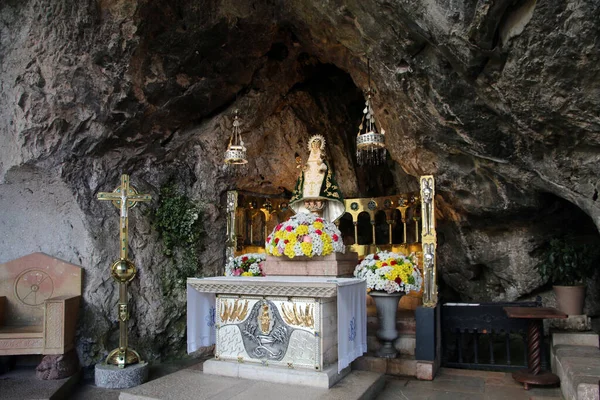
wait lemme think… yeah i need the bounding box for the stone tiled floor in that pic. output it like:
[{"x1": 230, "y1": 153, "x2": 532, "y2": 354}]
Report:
[
  {"x1": 68, "y1": 362, "x2": 567, "y2": 400},
  {"x1": 376, "y1": 368, "x2": 564, "y2": 400}
]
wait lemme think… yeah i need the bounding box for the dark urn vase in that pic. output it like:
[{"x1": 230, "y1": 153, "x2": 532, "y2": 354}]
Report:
[{"x1": 370, "y1": 291, "x2": 404, "y2": 358}]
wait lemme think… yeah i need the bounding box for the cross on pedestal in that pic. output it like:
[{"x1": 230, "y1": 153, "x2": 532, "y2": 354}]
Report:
[
  {"x1": 97, "y1": 174, "x2": 152, "y2": 260},
  {"x1": 97, "y1": 174, "x2": 152, "y2": 368}
]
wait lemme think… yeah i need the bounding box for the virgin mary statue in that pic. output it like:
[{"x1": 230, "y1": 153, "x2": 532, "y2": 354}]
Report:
[{"x1": 289, "y1": 135, "x2": 345, "y2": 222}]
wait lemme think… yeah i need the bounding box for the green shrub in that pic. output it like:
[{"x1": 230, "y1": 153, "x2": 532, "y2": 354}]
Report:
[
  {"x1": 537, "y1": 237, "x2": 595, "y2": 286},
  {"x1": 152, "y1": 183, "x2": 204, "y2": 293}
]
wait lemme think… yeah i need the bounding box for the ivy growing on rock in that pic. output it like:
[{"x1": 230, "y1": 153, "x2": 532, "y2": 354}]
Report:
[{"x1": 152, "y1": 183, "x2": 205, "y2": 294}]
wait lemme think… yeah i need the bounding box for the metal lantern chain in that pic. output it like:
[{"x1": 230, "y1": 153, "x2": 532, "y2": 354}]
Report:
[
  {"x1": 224, "y1": 109, "x2": 248, "y2": 172},
  {"x1": 356, "y1": 59, "x2": 387, "y2": 166}
]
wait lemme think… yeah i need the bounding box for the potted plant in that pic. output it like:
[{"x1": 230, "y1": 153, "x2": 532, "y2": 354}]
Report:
[
  {"x1": 354, "y1": 250, "x2": 422, "y2": 358},
  {"x1": 537, "y1": 237, "x2": 595, "y2": 315}
]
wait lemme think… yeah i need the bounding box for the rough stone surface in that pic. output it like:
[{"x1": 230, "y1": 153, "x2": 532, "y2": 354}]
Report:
[
  {"x1": 94, "y1": 362, "x2": 149, "y2": 390},
  {"x1": 36, "y1": 349, "x2": 80, "y2": 380},
  {"x1": 0, "y1": 0, "x2": 599, "y2": 365},
  {"x1": 548, "y1": 315, "x2": 592, "y2": 332}
]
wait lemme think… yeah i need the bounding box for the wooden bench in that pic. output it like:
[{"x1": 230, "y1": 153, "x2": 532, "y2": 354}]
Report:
[{"x1": 0, "y1": 253, "x2": 82, "y2": 360}]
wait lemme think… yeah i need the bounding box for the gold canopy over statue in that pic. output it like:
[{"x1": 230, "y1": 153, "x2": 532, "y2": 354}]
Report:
[{"x1": 290, "y1": 135, "x2": 345, "y2": 222}]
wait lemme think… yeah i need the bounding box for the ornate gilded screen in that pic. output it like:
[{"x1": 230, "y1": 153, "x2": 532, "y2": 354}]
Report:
[{"x1": 225, "y1": 175, "x2": 438, "y2": 307}]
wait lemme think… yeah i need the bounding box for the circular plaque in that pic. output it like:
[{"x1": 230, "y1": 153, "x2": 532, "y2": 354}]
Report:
[{"x1": 14, "y1": 269, "x2": 54, "y2": 306}]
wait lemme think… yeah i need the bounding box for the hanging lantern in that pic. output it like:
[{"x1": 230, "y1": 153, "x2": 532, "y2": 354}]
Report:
[
  {"x1": 356, "y1": 60, "x2": 386, "y2": 166},
  {"x1": 224, "y1": 109, "x2": 248, "y2": 168}
]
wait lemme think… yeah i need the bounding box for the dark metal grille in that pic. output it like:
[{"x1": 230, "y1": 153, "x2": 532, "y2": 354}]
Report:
[{"x1": 441, "y1": 298, "x2": 545, "y2": 371}]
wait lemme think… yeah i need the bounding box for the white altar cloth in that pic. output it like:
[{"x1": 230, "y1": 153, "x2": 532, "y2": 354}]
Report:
[{"x1": 187, "y1": 276, "x2": 367, "y2": 373}]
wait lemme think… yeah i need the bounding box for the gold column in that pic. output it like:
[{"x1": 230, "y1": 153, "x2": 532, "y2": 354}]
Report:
[
  {"x1": 398, "y1": 204, "x2": 409, "y2": 244},
  {"x1": 420, "y1": 175, "x2": 437, "y2": 307},
  {"x1": 226, "y1": 191, "x2": 238, "y2": 262}
]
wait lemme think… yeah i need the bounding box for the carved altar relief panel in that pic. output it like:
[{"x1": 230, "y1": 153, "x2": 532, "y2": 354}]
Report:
[{"x1": 215, "y1": 295, "x2": 323, "y2": 370}]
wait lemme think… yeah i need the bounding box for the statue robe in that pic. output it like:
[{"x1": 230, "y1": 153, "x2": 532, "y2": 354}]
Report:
[{"x1": 289, "y1": 160, "x2": 345, "y2": 222}]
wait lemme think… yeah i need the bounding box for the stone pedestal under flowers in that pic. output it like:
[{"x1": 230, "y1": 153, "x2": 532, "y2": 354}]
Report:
[{"x1": 354, "y1": 251, "x2": 422, "y2": 358}]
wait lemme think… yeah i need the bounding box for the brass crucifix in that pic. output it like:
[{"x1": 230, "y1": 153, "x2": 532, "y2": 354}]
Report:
[
  {"x1": 97, "y1": 174, "x2": 152, "y2": 368},
  {"x1": 97, "y1": 174, "x2": 152, "y2": 261}
]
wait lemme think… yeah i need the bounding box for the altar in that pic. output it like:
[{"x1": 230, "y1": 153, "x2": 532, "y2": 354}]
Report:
[{"x1": 187, "y1": 276, "x2": 366, "y2": 388}]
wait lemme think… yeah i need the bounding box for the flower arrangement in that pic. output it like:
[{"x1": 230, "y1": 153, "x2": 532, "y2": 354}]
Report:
[
  {"x1": 225, "y1": 253, "x2": 266, "y2": 277},
  {"x1": 265, "y1": 213, "x2": 345, "y2": 258},
  {"x1": 354, "y1": 251, "x2": 422, "y2": 294}
]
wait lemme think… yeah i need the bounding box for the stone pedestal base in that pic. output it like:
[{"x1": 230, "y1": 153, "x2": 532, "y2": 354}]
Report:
[
  {"x1": 95, "y1": 362, "x2": 149, "y2": 389},
  {"x1": 204, "y1": 358, "x2": 350, "y2": 388},
  {"x1": 262, "y1": 252, "x2": 358, "y2": 277},
  {"x1": 548, "y1": 314, "x2": 592, "y2": 331}
]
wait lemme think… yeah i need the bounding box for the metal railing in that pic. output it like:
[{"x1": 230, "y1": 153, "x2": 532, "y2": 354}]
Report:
[{"x1": 441, "y1": 298, "x2": 545, "y2": 371}]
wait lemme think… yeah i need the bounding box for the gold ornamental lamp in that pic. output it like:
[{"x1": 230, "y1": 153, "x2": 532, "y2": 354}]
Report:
[
  {"x1": 224, "y1": 110, "x2": 248, "y2": 167},
  {"x1": 357, "y1": 59, "x2": 387, "y2": 166}
]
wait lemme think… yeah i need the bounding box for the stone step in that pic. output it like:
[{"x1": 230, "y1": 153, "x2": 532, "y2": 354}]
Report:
[
  {"x1": 367, "y1": 316, "x2": 416, "y2": 335},
  {"x1": 367, "y1": 333, "x2": 416, "y2": 356},
  {"x1": 352, "y1": 354, "x2": 417, "y2": 377},
  {"x1": 552, "y1": 332, "x2": 599, "y2": 348},
  {"x1": 551, "y1": 344, "x2": 600, "y2": 400},
  {"x1": 119, "y1": 363, "x2": 385, "y2": 400}
]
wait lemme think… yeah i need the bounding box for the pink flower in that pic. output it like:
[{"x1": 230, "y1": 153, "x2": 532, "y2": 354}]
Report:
[
  {"x1": 266, "y1": 237, "x2": 271, "y2": 243},
  {"x1": 316, "y1": 218, "x2": 323, "y2": 223},
  {"x1": 276, "y1": 224, "x2": 283, "y2": 231},
  {"x1": 332, "y1": 234, "x2": 339, "y2": 242},
  {"x1": 275, "y1": 238, "x2": 280, "y2": 244},
  {"x1": 303, "y1": 236, "x2": 312, "y2": 243},
  {"x1": 285, "y1": 225, "x2": 293, "y2": 232},
  {"x1": 315, "y1": 229, "x2": 322, "y2": 235},
  {"x1": 233, "y1": 268, "x2": 242, "y2": 276}
]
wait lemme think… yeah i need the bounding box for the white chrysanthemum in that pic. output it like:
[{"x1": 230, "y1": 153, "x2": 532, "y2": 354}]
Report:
[
  {"x1": 353, "y1": 251, "x2": 422, "y2": 294},
  {"x1": 225, "y1": 253, "x2": 266, "y2": 277},
  {"x1": 265, "y1": 213, "x2": 344, "y2": 258}
]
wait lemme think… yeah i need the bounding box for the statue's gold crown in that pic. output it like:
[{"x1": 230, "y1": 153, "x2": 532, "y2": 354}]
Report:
[{"x1": 308, "y1": 135, "x2": 326, "y2": 152}]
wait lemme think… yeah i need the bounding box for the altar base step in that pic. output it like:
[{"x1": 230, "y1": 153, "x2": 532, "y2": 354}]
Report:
[
  {"x1": 204, "y1": 359, "x2": 349, "y2": 388},
  {"x1": 119, "y1": 363, "x2": 385, "y2": 400}
]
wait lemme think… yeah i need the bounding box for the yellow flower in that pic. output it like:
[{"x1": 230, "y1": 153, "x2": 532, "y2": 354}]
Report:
[
  {"x1": 313, "y1": 221, "x2": 324, "y2": 230},
  {"x1": 301, "y1": 242, "x2": 312, "y2": 256},
  {"x1": 284, "y1": 245, "x2": 295, "y2": 258},
  {"x1": 383, "y1": 263, "x2": 412, "y2": 282},
  {"x1": 241, "y1": 272, "x2": 253, "y2": 276},
  {"x1": 296, "y1": 225, "x2": 309, "y2": 235},
  {"x1": 376, "y1": 261, "x2": 383, "y2": 269}
]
